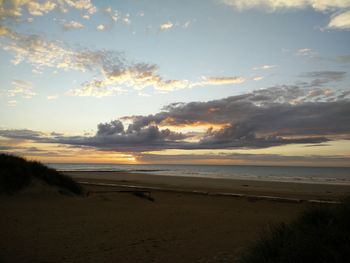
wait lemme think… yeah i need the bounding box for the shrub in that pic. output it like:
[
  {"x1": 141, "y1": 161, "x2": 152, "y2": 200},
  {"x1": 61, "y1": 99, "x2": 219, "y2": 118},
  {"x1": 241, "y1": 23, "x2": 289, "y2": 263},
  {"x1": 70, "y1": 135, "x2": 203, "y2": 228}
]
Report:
[
  {"x1": 238, "y1": 199, "x2": 350, "y2": 263},
  {"x1": 0, "y1": 154, "x2": 83, "y2": 195}
]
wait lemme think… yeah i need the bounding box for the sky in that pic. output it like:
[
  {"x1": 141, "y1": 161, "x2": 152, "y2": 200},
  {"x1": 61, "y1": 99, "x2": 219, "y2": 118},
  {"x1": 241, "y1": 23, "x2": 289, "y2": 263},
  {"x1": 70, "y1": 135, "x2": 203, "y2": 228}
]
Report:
[{"x1": 0, "y1": 0, "x2": 350, "y2": 166}]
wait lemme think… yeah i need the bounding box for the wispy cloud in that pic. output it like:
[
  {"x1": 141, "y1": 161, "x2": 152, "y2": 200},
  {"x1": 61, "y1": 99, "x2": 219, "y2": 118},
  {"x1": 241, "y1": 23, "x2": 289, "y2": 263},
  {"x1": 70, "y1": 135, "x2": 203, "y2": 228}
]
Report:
[
  {"x1": 103, "y1": 7, "x2": 131, "y2": 24},
  {"x1": 81, "y1": 14, "x2": 90, "y2": 20},
  {"x1": 183, "y1": 20, "x2": 191, "y2": 28},
  {"x1": 253, "y1": 64, "x2": 275, "y2": 70},
  {"x1": 62, "y1": 20, "x2": 84, "y2": 30},
  {"x1": 253, "y1": 76, "x2": 263, "y2": 81},
  {"x1": 0, "y1": 0, "x2": 97, "y2": 19},
  {"x1": 137, "y1": 11, "x2": 145, "y2": 17},
  {"x1": 8, "y1": 80, "x2": 35, "y2": 99},
  {"x1": 1, "y1": 27, "x2": 246, "y2": 97},
  {"x1": 69, "y1": 69, "x2": 246, "y2": 97},
  {"x1": 296, "y1": 48, "x2": 317, "y2": 57},
  {"x1": 0, "y1": 27, "x2": 99, "y2": 71},
  {"x1": 300, "y1": 71, "x2": 346, "y2": 87},
  {"x1": 195, "y1": 76, "x2": 245, "y2": 86},
  {"x1": 47, "y1": 94, "x2": 59, "y2": 100}
]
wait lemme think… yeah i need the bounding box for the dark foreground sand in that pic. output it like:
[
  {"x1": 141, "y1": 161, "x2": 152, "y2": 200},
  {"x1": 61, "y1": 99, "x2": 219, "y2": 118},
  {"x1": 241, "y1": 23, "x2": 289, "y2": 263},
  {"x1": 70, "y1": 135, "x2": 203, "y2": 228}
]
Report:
[{"x1": 1, "y1": 172, "x2": 349, "y2": 263}]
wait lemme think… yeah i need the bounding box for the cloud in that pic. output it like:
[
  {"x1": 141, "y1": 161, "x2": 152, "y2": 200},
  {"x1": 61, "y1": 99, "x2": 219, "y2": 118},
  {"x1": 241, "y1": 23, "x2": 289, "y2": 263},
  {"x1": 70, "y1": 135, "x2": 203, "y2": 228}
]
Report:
[
  {"x1": 300, "y1": 71, "x2": 346, "y2": 86},
  {"x1": 1, "y1": 86, "x2": 349, "y2": 152},
  {"x1": 253, "y1": 76, "x2": 264, "y2": 81},
  {"x1": 1, "y1": 28, "x2": 245, "y2": 97},
  {"x1": 69, "y1": 62, "x2": 245, "y2": 96},
  {"x1": 0, "y1": 0, "x2": 97, "y2": 19},
  {"x1": 0, "y1": 129, "x2": 45, "y2": 140},
  {"x1": 183, "y1": 21, "x2": 191, "y2": 28},
  {"x1": 47, "y1": 94, "x2": 59, "y2": 100},
  {"x1": 62, "y1": 20, "x2": 84, "y2": 30},
  {"x1": 1, "y1": 28, "x2": 103, "y2": 71},
  {"x1": 70, "y1": 72, "x2": 246, "y2": 96},
  {"x1": 8, "y1": 80, "x2": 35, "y2": 99},
  {"x1": 296, "y1": 48, "x2": 317, "y2": 57},
  {"x1": 196, "y1": 76, "x2": 245, "y2": 85},
  {"x1": 67, "y1": 79, "x2": 126, "y2": 97},
  {"x1": 328, "y1": 10, "x2": 350, "y2": 29},
  {"x1": 137, "y1": 11, "x2": 145, "y2": 17},
  {"x1": 0, "y1": 25, "x2": 10, "y2": 36},
  {"x1": 335, "y1": 54, "x2": 350, "y2": 63},
  {"x1": 160, "y1": 21, "x2": 174, "y2": 31},
  {"x1": 103, "y1": 8, "x2": 131, "y2": 25},
  {"x1": 253, "y1": 65, "x2": 275, "y2": 70},
  {"x1": 68, "y1": 63, "x2": 190, "y2": 96},
  {"x1": 97, "y1": 24, "x2": 106, "y2": 31},
  {"x1": 220, "y1": 0, "x2": 350, "y2": 30},
  {"x1": 221, "y1": 0, "x2": 350, "y2": 12},
  {"x1": 123, "y1": 15, "x2": 131, "y2": 25}
]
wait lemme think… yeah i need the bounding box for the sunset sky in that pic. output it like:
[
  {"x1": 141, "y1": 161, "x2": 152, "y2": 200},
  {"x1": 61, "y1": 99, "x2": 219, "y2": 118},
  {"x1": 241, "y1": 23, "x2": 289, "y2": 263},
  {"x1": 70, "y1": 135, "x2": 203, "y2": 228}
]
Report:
[{"x1": 0, "y1": 0, "x2": 349, "y2": 166}]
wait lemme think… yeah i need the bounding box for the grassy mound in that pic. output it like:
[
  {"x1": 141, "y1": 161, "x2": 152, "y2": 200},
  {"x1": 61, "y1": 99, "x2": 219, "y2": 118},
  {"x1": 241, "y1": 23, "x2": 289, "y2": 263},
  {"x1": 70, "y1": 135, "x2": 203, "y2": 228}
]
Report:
[
  {"x1": 0, "y1": 153, "x2": 83, "y2": 195},
  {"x1": 238, "y1": 199, "x2": 350, "y2": 263}
]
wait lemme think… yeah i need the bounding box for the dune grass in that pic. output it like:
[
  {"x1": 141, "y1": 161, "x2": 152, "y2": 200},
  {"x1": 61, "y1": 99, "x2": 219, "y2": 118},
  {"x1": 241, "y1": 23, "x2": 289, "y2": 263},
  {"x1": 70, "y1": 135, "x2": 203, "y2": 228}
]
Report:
[
  {"x1": 238, "y1": 198, "x2": 350, "y2": 263},
  {"x1": 0, "y1": 153, "x2": 83, "y2": 195}
]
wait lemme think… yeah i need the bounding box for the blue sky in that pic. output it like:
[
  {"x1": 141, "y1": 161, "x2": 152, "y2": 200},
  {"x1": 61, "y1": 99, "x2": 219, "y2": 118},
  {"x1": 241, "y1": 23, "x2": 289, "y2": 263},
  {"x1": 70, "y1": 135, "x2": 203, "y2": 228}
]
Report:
[{"x1": 0, "y1": 0, "x2": 349, "y2": 165}]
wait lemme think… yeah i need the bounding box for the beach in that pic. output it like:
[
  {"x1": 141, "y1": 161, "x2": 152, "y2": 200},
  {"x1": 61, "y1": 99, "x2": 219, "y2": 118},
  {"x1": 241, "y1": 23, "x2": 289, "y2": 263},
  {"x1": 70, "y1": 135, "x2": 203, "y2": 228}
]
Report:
[
  {"x1": 68, "y1": 171, "x2": 350, "y2": 201},
  {"x1": 1, "y1": 172, "x2": 349, "y2": 263}
]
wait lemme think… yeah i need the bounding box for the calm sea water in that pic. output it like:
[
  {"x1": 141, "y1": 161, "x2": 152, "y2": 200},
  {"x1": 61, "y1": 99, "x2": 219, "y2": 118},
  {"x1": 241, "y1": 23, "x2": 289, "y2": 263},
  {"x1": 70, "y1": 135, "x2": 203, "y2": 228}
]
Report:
[{"x1": 46, "y1": 163, "x2": 350, "y2": 185}]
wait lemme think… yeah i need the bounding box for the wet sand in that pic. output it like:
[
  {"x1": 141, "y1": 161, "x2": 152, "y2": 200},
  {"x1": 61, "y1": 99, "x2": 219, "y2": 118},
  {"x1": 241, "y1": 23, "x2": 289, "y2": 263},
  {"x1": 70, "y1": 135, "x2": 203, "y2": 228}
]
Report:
[{"x1": 1, "y1": 172, "x2": 349, "y2": 263}]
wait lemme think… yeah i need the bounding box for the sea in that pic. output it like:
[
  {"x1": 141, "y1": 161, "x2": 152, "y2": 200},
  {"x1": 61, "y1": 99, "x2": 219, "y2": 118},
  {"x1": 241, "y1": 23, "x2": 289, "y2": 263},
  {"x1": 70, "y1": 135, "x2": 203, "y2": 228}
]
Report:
[{"x1": 46, "y1": 163, "x2": 350, "y2": 185}]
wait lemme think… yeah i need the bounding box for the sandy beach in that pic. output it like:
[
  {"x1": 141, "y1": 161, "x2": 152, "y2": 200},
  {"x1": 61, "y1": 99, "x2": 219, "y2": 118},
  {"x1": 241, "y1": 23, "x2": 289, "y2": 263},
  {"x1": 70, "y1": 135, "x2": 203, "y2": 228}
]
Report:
[
  {"x1": 1, "y1": 172, "x2": 349, "y2": 263},
  {"x1": 67, "y1": 171, "x2": 350, "y2": 201}
]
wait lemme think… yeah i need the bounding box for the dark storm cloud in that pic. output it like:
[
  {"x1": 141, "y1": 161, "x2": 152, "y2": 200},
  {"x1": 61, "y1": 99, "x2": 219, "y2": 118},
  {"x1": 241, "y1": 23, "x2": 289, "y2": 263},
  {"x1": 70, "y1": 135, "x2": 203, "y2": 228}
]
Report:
[
  {"x1": 122, "y1": 86, "x2": 311, "y2": 128},
  {"x1": 1, "y1": 86, "x2": 349, "y2": 152},
  {"x1": 43, "y1": 123, "x2": 190, "y2": 152}
]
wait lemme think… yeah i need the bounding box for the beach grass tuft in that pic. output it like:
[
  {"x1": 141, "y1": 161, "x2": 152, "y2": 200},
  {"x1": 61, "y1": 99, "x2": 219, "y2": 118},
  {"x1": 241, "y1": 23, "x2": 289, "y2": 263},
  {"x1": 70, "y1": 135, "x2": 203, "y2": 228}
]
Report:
[
  {"x1": 0, "y1": 153, "x2": 83, "y2": 195},
  {"x1": 238, "y1": 198, "x2": 350, "y2": 263}
]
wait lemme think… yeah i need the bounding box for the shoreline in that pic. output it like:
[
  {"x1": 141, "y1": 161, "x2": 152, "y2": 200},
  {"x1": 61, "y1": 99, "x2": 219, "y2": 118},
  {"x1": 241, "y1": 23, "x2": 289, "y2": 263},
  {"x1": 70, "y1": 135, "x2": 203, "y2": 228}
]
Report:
[
  {"x1": 65, "y1": 171, "x2": 350, "y2": 201},
  {"x1": 78, "y1": 181, "x2": 341, "y2": 204},
  {"x1": 59, "y1": 170, "x2": 350, "y2": 186}
]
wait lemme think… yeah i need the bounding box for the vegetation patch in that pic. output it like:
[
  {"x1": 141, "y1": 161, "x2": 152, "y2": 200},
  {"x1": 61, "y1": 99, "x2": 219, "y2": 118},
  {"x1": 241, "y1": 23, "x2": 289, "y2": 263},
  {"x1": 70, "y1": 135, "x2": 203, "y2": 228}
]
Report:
[
  {"x1": 0, "y1": 154, "x2": 83, "y2": 195},
  {"x1": 238, "y1": 198, "x2": 350, "y2": 263}
]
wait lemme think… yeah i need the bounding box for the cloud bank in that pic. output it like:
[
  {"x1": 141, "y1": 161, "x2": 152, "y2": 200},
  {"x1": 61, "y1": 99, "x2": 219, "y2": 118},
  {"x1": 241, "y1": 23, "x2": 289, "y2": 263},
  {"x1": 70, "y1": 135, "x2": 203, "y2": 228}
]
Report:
[{"x1": 1, "y1": 85, "x2": 349, "y2": 152}]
